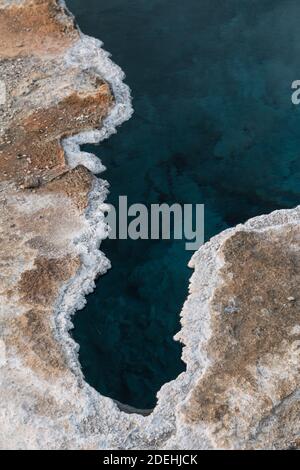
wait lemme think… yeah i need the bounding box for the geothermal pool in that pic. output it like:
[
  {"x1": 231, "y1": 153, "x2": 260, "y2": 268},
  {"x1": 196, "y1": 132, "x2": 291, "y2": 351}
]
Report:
[{"x1": 68, "y1": 0, "x2": 300, "y2": 409}]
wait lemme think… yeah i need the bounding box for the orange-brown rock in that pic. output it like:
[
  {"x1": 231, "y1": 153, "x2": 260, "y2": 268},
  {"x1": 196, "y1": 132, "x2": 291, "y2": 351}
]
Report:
[
  {"x1": 180, "y1": 224, "x2": 300, "y2": 448},
  {"x1": 0, "y1": 0, "x2": 113, "y2": 390},
  {"x1": 0, "y1": 0, "x2": 78, "y2": 58}
]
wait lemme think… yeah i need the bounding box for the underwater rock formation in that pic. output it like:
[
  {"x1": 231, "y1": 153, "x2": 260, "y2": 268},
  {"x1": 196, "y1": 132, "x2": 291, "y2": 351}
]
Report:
[{"x1": 0, "y1": 0, "x2": 299, "y2": 450}]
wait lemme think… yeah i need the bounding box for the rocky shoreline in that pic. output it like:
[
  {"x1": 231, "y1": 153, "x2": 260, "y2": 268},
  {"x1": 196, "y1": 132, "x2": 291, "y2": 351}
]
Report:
[{"x1": 0, "y1": 0, "x2": 299, "y2": 450}]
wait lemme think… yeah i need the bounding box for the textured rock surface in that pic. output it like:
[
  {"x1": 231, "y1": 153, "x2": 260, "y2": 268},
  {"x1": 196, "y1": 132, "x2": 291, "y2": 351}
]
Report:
[
  {"x1": 176, "y1": 211, "x2": 300, "y2": 449},
  {"x1": 0, "y1": 0, "x2": 299, "y2": 450}
]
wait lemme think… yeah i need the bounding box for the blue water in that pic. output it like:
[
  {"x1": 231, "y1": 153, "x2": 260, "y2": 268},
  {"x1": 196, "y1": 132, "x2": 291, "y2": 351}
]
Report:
[{"x1": 67, "y1": 0, "x2": 300, "y2": 409}]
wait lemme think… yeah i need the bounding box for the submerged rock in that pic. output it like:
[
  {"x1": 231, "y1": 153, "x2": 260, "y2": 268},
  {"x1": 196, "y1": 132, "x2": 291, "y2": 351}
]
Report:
[{"x1": 0, "y1": 0, "x2": 299, "y2": 450}]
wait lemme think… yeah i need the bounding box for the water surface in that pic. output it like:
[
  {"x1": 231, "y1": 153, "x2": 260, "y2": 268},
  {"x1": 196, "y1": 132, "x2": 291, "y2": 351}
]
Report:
[{"x1": 67, "y1": 0, "x2": 300, "y2": 409}]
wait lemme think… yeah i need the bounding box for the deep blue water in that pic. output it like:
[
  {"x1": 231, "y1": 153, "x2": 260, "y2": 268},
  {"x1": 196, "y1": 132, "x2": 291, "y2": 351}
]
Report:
[{"x1": 67, "y1": 0, "x2": 300, "y2": 409}]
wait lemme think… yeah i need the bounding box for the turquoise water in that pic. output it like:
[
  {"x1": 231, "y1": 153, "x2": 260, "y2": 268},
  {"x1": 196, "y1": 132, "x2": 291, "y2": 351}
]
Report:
[{"x1": 67, "y1": 0, "x2": 300, "y2": 409}]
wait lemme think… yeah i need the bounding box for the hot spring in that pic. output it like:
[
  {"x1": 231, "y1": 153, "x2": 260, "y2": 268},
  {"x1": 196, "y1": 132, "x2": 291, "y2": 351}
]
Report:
[{"x1": 67, "y1": 0, "x2": 300, "y2": 410}]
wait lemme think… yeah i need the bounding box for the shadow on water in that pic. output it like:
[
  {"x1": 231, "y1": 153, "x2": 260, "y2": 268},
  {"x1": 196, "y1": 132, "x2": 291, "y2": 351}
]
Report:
[{"x1": 67, "y1": 0, "x2": 300, "y2": 409}]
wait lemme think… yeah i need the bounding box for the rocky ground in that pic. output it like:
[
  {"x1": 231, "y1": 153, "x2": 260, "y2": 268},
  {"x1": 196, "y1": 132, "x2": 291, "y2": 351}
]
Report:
[{"x1": 0, "y1": 0, "x2": 299, "y2": 450}]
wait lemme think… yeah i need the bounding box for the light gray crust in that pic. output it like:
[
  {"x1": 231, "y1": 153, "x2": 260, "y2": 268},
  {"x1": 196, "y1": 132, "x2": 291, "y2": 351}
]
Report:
[{"x1": 0, "y1": 0, "x2": 299, "y2": 450}]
